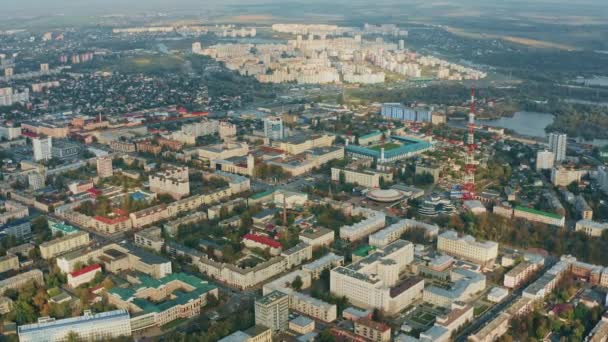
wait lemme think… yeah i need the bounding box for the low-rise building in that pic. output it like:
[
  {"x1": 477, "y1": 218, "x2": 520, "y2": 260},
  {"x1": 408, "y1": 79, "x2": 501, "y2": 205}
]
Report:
[
  {"x1": 551, "y1": 167, "x2": 586, "y2": 186},
  {"x1": 575, "y1": 219, "x2": 608, "y2": 238},
  {"x1": 504, "y1": 261, "x2": 542, "y2": 289},
  {"x1": 0, "y1": 201, "x2": 28, "y2": 225},
  {"x1": 18, "y1": 310, "x2": 132, "y2": 342},
  {"x1": 262, "y1": 270, "x2": 337, "y2": 323},
  {"x1": 40, "y1": 231, "x2": 90, "y2": 260},
  {"x1": 164, "y1": 212, "x2": 206, "y2": 237},
  {"x1": 369, "y1": 218, "x2": 438, "y2": 248},
  {"x1": 513, "y1": 206, "x2": 565, "y2": 227},
  {"x1": 51, "y1": 139, "x2": 80, "y2": 160},
  {"x1": 67, "y1": 264, "x2": 102, "y2": 288},
  {"x1": 435, "y1": 302, "x2": 474, "y2": 335},
  {"x1": 423, "y1": 268, "x2": 486, "y2": 307},
  {"x1": 0, "y1": 269, "x2": 44, "y2": 295},
  {"x1": 299, "y1": 227, "x2": 335, "y2": 248},
  {"x1": 331, "y1": 167, "x2": 393, "y2": 188},
  {"x1": 487, "y1": 287, "x2": 509, "y2": 303},
  {"x1": 107, "y1": 273, "x2": 217, "y2": 330},
  {"x1": 196, "y1": 255, "x2": 287, "y2": 290},
  {"x1": 415, "y1": 163, "x2": 441, "y2": 183},
  {"x1": 302, "y1": 253, "x2": 344, "y2": 279},
  {"x1": 134, "y1": 227, "x2": 165, "y2": 252},
  {"x1": 354, "y1": 318, "x2": 391, "y2": 342},
  {"x1": 0, "y1": 218, "x2": 31, "y2": 239},
  {"x1": 0, "y1": 254, "x2": 19, "y2": 273},
  {"x1": 218, "y1": 326, "x2": 272, "y2": 342},
  {"x1": 281, "y1": 242, "x2": 312, "y2": 269},
  {"x1": 340, "y1": 207, "x2": 386, "y2": 242},
  {"x1": 289, "y1": 316, "x2": 315, "y2": 334},
  {"x1": 149, "y1": 166, "x2": 190, "y2": 200},
  {"x1": 57, "y1": 243, "x2": 172, "y2": 279},
  {"x1": 274, "y1": 134, "x2": 334, "y2": 155},
  {"x1": 244, "y1": 234, "x2": 282, "y2": 256},
  {"x1": 130, "y1": 204, "x2": 169, "y2": 229}
]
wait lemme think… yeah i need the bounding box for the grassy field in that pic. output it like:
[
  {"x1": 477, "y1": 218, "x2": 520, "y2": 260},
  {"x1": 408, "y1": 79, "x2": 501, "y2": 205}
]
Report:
[
  {"x1": 445, "y1": 26, "x2": 578, "y2": 51},
  {"x1": 369, "y1": 143, "x2": 401, "y2": 152},
  {"x1": 411, "y1": 311, "x2": 435, "y2": 326},
  {"x1": 111, "y1": 55, "x2": 186, "y2": 74}
]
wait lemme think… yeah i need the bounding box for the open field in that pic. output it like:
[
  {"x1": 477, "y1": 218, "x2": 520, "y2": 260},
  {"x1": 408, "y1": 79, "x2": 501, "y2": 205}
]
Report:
[
  {"x1": 445, "y1": 27, "x2": 578, "y2": 51},
  {"x1": 111, "y1": 55, "x2": 186, "y2": 74}
]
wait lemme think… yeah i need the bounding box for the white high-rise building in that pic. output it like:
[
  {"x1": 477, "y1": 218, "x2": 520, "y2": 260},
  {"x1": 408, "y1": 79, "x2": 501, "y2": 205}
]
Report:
[
  {"x1": 330, "y1": 240, "x2": 423, "y2": 314},
  {"x1": 28, "y1": 172, "x2": 45, "y2": 190},
  {"x1": 548, "y1": 133, "x2": 567, "y2": 162},
  {"x1": 96, "y1": 156, "x2": 113, "y2": 178},
  {"x1": 32, "y1": 136, "x2": 52, "y2": 161},
  {"x1": 192, "y1": 42, "x2": 202, "y2": 54},
  {"x1": 255, "y1": 291, "x2": 289, "y2": 331},
  {"x1": 263, "y1": 117, "x2": 284, "y2": 141},
  {"x1": 597, "y1": 166, "x2": 608, "y2": 194},
  {"x1": 536, "y1": 150, "x2": 555, "y2": 171}
]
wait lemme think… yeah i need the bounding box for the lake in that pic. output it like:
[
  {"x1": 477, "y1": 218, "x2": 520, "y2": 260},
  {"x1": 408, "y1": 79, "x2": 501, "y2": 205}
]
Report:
[{"x1": 481, "y1": 111, "x2": 555, "y2": 138}]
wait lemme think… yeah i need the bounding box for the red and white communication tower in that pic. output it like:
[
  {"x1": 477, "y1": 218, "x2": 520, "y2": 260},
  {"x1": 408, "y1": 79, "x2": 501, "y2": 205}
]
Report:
[{"x1": 462, "y1": 87, "x2": 477, "y2": 200}]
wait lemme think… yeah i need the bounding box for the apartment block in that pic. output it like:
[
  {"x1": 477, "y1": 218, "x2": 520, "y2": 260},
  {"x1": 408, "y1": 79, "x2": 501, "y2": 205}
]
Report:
[
  {"x1": 149, "y1": 166, "x2": 190, "y2": 200},
  {"x1": 330, "y1": 240, "x2": 424, "y2": 314},
  {"x1": 40, "y1": 231, "x2": 90, "y2": 260},
  {"x1": 0, "y1": 269, "x2": 44, "y2": 295},
  {"x1": 575, "y1": 219, "x2": 608, "y2": 237},
  {"x1": 354, "y1": 318, "x2": 391, "y2": 342},
  {"x1": 437, "y1": 230, "x2": 498, "y2": 267},
  {"x1": 340, "y1": 207, "x2": 386, "y2": 242},
  {"x1": 0, "y1": 254, "x2": 19, "y2": 273},
  {"x1": 331, "y1": 167, "x2": 393, "y2": 188},
  {"x1": 255, "y1": 291, "x2": 289, "y2": 331}
]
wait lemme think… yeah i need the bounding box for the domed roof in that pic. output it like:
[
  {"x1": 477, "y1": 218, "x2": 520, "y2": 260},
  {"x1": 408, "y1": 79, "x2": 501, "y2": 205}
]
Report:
[{"x1": 366, "y1": 189, "x2": 406, "y2": 202}]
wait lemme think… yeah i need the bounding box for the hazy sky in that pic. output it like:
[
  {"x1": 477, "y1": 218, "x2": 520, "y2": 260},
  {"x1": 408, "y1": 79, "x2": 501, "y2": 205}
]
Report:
[{"x1": 2, "y1": 0, "x2": 607, "y2": 20}]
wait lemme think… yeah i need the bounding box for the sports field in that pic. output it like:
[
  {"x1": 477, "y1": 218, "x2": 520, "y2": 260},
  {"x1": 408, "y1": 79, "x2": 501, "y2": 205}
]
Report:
[{"x1": 369, "y1": 143, "x2": 401, "y2": 152}]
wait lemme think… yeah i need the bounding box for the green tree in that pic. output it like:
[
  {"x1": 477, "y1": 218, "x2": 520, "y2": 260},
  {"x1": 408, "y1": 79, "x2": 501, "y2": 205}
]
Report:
[
  {"x1": 291, "y1": 276, "x2": 303, "y2": 291},
  {"x1": 10, "y1": 300, "x2": 37, "y2": 324},
  {"x1": 318, "y1": 329, "x2": 336, "y2": 342}
]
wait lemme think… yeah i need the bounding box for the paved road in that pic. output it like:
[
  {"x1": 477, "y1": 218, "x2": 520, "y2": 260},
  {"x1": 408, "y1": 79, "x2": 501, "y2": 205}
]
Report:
[
  {"x1": 455, "y1": 288, "x2": 523, "y2": 342},
  {"x1": 455, "y1": 259, "x2": 555, "y2": 341}
]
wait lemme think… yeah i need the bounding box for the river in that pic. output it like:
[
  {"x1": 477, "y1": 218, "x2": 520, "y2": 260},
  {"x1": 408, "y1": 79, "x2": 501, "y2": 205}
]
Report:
[{"x1": 480, "y1": 111, "x2": 555, "y2": 138}]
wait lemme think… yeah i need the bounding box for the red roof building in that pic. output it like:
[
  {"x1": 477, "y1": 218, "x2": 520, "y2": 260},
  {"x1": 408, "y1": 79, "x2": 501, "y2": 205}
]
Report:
[
  {"x1": 68, "y1": 264, "x2": 102, "y2": 288},
  {"x1": 70, "y1": 263, "x2": 101, "y2": 278},
  {"x1": 243, "y1": 233, "x2": 282, "y2": 249}
]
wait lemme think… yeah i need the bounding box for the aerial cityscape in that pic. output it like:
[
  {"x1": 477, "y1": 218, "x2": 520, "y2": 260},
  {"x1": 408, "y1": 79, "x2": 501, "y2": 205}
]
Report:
[{"x1": 1, "y1": 0, "x2": 608, "y2": 341}]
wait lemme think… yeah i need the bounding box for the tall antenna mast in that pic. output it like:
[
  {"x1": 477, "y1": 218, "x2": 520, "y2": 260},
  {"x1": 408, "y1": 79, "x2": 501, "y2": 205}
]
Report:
[{"x1": 462, "y1": 86, "x2": 476, "y2": 200}]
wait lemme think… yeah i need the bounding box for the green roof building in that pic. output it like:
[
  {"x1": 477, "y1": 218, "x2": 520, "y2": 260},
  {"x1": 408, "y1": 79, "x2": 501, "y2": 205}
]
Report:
[{"x1": 107, "y1": 272, "x2": 218, "y2": 330}]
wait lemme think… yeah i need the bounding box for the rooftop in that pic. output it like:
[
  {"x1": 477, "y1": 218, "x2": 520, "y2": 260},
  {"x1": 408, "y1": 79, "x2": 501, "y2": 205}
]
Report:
[
  {"x1": 17, "y1": 310, "x2": 130, "y2": 334},
  {"x1": 256, "y1": 290, "x2": 288, "y2": 306},
  {"x1": 108, "y1": 273, "x2": 217, "y2": 314},
  {"x1": 291, "y1": 315, "x2": 314, "y2": 328},
  {"x1": 514, "y1": 206, "x2": 562, "y2": 220},
  {"x1": 69, "y1": 264, "x2": 101, "y2": 278},
  {"x1": 244, "y1": 233, "x2": 282, "y2": 249}
]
